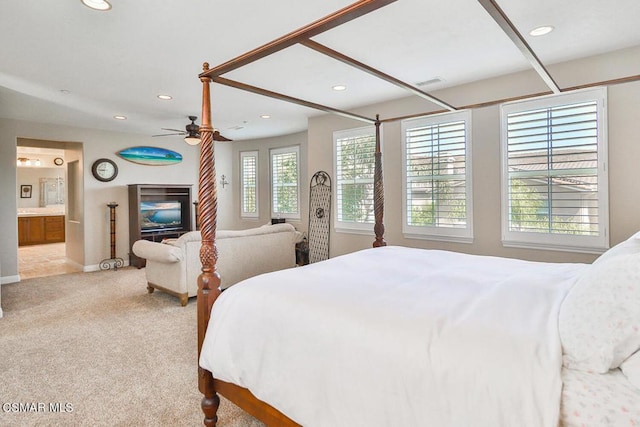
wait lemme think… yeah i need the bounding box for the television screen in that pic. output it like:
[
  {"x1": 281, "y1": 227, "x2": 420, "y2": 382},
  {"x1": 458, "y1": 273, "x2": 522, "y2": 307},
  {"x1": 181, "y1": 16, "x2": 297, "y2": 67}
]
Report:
[{"x1": 140, "y1": 201, "x2": 182, "y2": 231}]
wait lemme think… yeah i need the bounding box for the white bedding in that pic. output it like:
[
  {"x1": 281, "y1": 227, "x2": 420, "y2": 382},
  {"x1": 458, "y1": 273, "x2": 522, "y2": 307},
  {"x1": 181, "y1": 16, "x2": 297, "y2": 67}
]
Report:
[{"x1": 200, "y1": 246, "x2": 585, "y2": 426}]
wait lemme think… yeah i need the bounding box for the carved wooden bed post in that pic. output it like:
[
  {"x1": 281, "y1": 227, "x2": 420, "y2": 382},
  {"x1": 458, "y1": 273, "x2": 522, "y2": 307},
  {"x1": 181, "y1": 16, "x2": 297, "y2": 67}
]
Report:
[
  {"x1": 373, "y1": 115, "x2": 386, "y2": 247},
  {"x1": 197, "y1": 62, "x2": 222, "y2": 427}
]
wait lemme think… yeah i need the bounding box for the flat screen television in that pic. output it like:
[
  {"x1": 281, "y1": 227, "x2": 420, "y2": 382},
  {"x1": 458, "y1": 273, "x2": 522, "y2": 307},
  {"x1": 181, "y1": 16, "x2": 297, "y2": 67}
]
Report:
[{"x1": 140, "y1": 201, "x2": 183, "y2": 232}]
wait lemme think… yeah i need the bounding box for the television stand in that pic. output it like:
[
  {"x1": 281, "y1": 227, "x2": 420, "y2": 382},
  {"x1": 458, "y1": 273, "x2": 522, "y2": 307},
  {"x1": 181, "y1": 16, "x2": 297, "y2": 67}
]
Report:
[
  {"x1": 141, "y1": 229, "x2": 190, "y2": 242},
  {"x1": 128, "y1": 184, "x2": 193, "y2": 268}
]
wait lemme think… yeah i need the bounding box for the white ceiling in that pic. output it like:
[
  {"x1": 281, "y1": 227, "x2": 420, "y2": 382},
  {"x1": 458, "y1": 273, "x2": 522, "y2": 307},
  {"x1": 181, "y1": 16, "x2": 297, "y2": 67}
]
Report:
[{"x1": 1, "y1": 0, "x2": 639, "y2": 141}]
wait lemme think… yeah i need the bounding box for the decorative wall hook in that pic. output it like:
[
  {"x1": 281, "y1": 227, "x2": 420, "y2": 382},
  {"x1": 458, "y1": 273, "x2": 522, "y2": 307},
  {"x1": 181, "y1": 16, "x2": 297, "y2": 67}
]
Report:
[{"x1": 220, "y1": 174, "x2": 229, "y2": 188}]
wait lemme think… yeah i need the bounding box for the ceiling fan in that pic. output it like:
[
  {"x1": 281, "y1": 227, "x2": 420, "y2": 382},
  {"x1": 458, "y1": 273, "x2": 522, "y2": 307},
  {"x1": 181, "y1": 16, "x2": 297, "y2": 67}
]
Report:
[{"x1": 152, "y1": 115, "x2": 232, "y2": 145}]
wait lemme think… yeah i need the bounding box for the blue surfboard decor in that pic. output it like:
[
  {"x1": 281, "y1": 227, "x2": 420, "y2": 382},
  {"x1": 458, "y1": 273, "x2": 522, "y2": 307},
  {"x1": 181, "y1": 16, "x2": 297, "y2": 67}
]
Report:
[{"x1": 117, "y1": 146, "x2": 183, "y2": 166}]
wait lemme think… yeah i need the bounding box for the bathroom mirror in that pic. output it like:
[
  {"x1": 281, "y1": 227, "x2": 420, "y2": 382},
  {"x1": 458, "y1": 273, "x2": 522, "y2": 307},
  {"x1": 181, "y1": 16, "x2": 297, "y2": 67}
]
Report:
[{"x1": 40, "y1": 177, "x2": 65, "y2": 207}]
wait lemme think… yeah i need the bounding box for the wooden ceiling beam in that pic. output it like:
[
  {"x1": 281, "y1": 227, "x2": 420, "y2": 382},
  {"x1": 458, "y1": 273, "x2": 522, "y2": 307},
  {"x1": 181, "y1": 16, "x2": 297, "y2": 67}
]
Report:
[
  {"x1": 477, "y1": 0, "x2": 561, "y2": 94},
  {"x1": 301, "y1": 39, "x2": 457, "y2": 111},
  {"x1": 380, "y1": 74, "x2": 640, "y2": 124},
  {"x1": 200, "y1": 0, "x2": 397, "y2": 79},
  {"x1": 213, "y1": 76, "x2": 377, "y2": 124}
]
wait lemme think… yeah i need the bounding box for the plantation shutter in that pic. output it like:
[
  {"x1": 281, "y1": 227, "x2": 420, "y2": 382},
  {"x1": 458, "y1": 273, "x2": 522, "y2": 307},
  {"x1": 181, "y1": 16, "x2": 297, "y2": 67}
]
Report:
[
  {"x1": 334, "y1": 129, "x2": 376, "y2": 229},
  {"x1": 240, "y1": 151, "x2": 258, "y2": 218},
  {"x1": 506, "y1": 100, "x2": 600, "y2": 236},
  {"x1": 405, "y1": 119, "x2": 468, "y2": 229}
]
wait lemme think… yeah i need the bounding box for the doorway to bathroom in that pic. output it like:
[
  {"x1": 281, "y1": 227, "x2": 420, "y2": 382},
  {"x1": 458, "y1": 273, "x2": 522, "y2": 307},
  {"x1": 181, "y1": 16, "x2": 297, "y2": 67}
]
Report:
[{"x1": 16, "y1": 140, "x2": 84, "y2": 280}]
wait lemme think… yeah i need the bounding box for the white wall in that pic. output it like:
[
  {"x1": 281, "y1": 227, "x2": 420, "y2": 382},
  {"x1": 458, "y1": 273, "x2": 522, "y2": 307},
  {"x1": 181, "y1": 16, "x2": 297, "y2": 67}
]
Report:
[
  {"x1": 306, "y1": 46, "x2": 640, "y2": 264},
  {"x1": 0, "y1": 118, "x2": 233, "y2": 283}
]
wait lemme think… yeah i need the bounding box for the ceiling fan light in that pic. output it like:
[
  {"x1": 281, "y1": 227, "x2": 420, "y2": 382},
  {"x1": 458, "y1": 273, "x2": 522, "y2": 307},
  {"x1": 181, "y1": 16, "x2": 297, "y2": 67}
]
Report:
[
  {"x1": 81, "y1": 0, "x2": 112, "y2": 11},
  {"x1": 184, "y1": 135, "x2": 201, "y2": 145}
]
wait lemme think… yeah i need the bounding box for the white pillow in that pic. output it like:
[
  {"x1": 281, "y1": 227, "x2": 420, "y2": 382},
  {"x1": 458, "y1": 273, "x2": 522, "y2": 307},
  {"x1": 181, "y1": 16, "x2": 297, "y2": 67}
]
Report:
[
  {"x1": 621, "y1": 351, "x2": 640, "y2": 389},
  {"x1": 593, "y1": 231, "x2": 640, "y2": 265},
  {"x1": 559, "y1": 253, "x2": 640, "y2": 373}
]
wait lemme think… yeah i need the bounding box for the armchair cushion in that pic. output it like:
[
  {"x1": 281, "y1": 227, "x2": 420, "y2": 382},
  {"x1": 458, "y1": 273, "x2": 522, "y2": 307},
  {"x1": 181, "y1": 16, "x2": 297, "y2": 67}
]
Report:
[{"x1": 132, "y1": 239, "x2": 183, "y2": 263}]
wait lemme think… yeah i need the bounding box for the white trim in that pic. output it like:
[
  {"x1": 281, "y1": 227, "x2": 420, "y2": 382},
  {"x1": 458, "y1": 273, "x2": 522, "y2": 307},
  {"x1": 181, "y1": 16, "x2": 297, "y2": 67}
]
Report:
[
  {"x1": 502, "y1": 239, "x2": 606, "y2": 255},
  {"x1": 403, "y1": 233, "x2": 474, "y2": 244},
  {"x1": 335, "y1": 227, "x2": 374, "y2": 236},
  {"x1": 1, "y1": 274, "x2": 20, "y2": 284},
  {"x1": 500, "y1": 87, "x2": 609, "y2": 252},
  {"x1": 333, "y1": 125, "x2": 378, "y2": 234},
  {"x1": 84, "y1": 264, "x2": 103, "y2": 272},
  {"x1": 401, "y1": 110, "x2": 473, "y2": 243}
]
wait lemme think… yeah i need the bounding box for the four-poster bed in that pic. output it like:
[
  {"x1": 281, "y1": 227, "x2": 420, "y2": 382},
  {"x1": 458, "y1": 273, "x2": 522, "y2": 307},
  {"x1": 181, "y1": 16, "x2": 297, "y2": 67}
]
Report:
[
  {"x1": 195, "y1": 3, "x2": 395, "y2": 423},
  {"x1": 194, "y1": 1, "x2": 640, "y2": 426}
]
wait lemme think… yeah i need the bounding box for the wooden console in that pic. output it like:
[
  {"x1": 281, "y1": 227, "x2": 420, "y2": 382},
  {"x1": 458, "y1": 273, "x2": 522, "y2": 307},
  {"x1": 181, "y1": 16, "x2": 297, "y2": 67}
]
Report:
[{"x1": 128, "y1": 184, "x2": 193, "y2": 268}]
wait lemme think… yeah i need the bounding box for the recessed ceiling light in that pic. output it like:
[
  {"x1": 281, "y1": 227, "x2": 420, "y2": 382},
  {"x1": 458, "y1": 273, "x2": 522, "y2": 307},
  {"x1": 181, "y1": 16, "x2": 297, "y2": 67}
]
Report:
[
  {"x1": 157, "y1": 94, "x2": 172, "y2": 100},
  {"x1": 529, "y1": 26, "x2": 554, "y2": 37},
  {"x1": 81, "y1": 0, "x2": 112, "y2": 11},
  {"x1": 260, "y1": 114, "x2": 271, "y2": 119},
  {"x1": 113, "y1": 115, "x2": 127, "y2": 120},
  {"x1": 332, "y1": 85, "x2": 347, "y2": 91}
]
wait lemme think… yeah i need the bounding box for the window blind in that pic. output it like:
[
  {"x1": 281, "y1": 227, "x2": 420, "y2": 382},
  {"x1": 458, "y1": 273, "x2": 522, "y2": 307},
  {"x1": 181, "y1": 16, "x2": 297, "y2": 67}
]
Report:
[{"x1": 506, "y1": 100, "x2": 599, "y2": 236}]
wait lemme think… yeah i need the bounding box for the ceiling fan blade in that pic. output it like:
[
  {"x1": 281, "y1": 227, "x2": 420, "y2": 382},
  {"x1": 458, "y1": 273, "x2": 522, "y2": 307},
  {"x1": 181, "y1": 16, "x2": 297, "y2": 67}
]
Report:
[
  {"x1": 213, "y1": 130, "x2": 233, "y2": 142},
  {"x1": 161, "y1": 128, "x2": 187, "y2": 133},
  {"x1": 152, "y1": 132, "x2": 182, "y2": 137}
]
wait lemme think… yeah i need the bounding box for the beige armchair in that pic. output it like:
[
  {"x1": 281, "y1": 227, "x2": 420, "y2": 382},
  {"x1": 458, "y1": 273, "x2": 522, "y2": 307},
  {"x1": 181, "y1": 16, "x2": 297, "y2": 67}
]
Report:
[{"x1": 131, "y1": 223, "x2": 301, "y2": 306}]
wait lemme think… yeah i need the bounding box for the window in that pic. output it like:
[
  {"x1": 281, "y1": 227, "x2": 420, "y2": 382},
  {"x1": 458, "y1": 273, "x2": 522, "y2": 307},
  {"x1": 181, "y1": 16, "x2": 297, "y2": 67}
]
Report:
[
  {"x1": 240, "y1": 151, "x2": 258, "y2": 218},
  {"x1": 333, "y1": 126, "x2": 376, "y2": 233},
  {"x1": 501, "y1": 87, "x2": 608, "y2": 252},
  {"x1": 270, "y1": 146, "x2": 300, "y2": 219},
  {"x1": 401, "y1": 111, "x2": 473, "y2": 242}
]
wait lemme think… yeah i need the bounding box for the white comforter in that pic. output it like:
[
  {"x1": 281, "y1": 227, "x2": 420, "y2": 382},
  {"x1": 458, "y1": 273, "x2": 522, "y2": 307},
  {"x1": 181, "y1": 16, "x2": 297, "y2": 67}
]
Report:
[{"x1": 200, "y1": 246, "x2": 585, "y2": 427}]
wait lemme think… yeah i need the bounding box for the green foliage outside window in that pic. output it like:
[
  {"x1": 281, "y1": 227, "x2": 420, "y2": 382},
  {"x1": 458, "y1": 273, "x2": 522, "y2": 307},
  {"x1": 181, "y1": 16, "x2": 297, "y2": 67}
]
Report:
[
  {"x1": 509, "y1": 178, "x2": 594, "y2": 235},
  {"x1": 406, "y1": 155, "x2": 466, "y2": 227}
]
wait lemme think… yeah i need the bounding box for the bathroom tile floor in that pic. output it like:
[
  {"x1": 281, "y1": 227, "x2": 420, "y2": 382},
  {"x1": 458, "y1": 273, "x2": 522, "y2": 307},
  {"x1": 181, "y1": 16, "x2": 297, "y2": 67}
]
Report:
[{"x1": 18, "y1": 243, "x2": 82, "y2": 280}]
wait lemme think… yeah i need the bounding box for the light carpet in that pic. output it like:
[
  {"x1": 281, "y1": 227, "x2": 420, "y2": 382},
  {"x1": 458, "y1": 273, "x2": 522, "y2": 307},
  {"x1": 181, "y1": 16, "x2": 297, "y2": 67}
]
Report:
[{"x1": 0, "y1": 267, "x2": 264, "y2": 427}]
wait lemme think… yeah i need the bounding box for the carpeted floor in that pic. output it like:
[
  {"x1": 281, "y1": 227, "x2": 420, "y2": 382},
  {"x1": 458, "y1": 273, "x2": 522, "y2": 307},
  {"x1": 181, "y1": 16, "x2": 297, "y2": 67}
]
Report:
[{"x1": 0, "y1": 267, "x2": 264, "y2": 427}]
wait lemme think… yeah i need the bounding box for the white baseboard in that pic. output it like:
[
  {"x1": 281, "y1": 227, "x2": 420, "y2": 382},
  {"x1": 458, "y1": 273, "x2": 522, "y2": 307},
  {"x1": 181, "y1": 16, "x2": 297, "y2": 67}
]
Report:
[{"x1": 1, "y1": 275, "x2": 21, "y2": 285}]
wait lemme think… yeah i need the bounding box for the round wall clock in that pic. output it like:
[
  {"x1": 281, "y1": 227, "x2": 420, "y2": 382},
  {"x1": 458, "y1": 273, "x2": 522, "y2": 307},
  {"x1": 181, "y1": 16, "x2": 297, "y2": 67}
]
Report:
[
  {"x1": 54, "y1": 157, "x2": 64, "y2": 166},
  {"x1": 91, "y1": 158, "x2": 118, "y2": 182}
]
